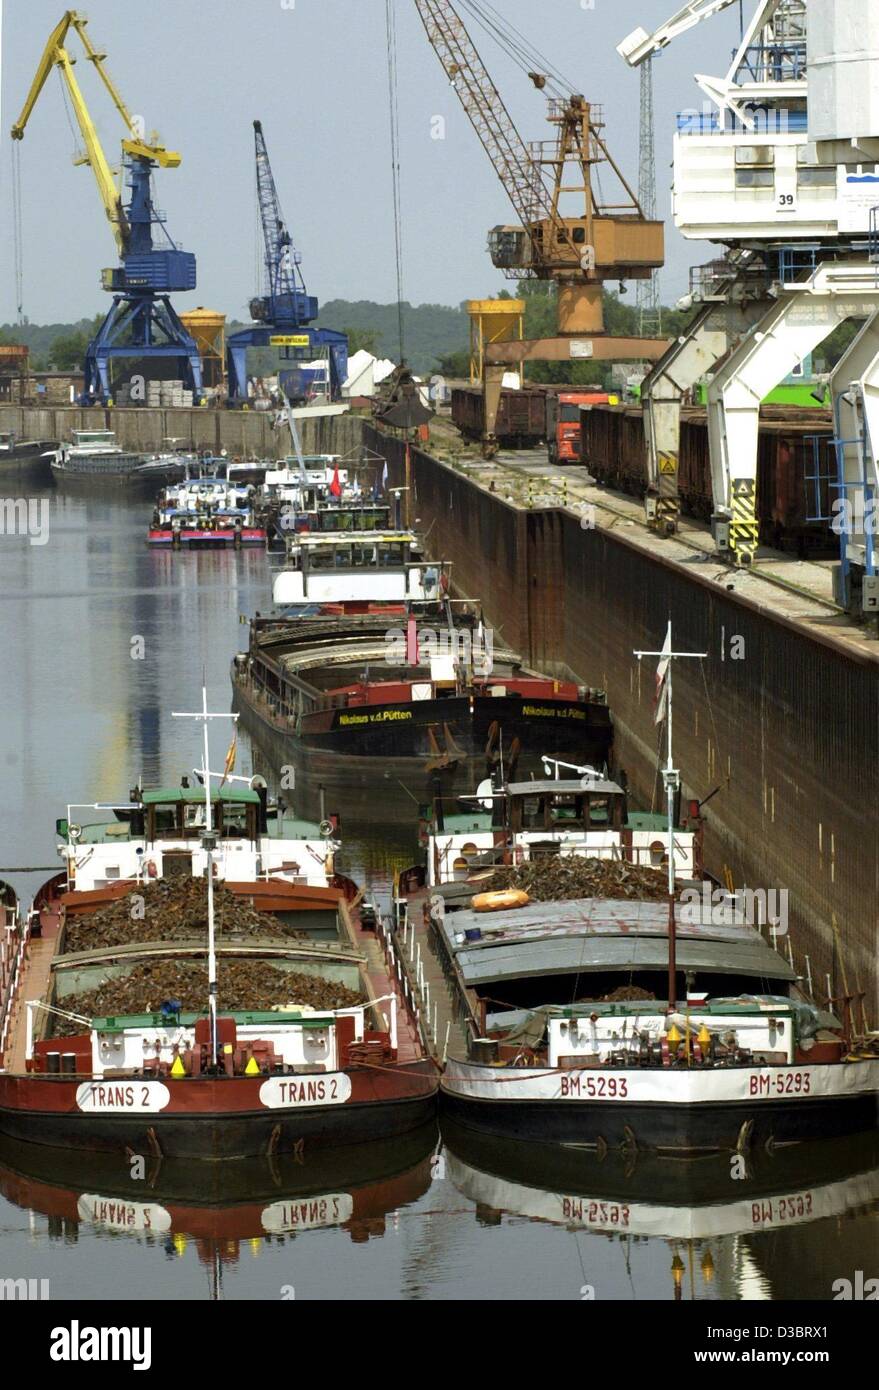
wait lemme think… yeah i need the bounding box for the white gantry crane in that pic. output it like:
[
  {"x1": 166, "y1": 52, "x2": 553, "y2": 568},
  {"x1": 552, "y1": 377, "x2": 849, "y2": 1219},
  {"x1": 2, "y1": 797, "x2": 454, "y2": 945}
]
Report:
[{"x1": 618, "y1": 0, "x2": 879, "y2": 611}]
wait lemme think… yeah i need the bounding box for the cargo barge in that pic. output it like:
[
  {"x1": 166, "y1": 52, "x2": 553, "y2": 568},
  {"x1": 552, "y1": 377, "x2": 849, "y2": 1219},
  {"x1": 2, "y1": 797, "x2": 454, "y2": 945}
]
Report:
[
  {"x1": 0, "y1": 741, "x2": 436, "y2": 1157},
  {"x1": 0, "y1": 430, "x2": 56, "y2": 476},
  {"x1": 416, "y1": 633, "x2": 879, "y2": 1153},
  {"x1": 49, "y1": 429, "x2": 177, "y2": 492},
  {"x1": 232, "y1": 521, "x2": 611, "y2": 820}
]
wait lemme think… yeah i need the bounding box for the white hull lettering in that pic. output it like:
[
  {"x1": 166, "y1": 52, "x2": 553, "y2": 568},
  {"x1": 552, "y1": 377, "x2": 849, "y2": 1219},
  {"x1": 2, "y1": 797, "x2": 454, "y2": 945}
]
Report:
[
  {"x1": 259, "y1": 1073, "x2": 352, "y2": 1110},
  {"x1": 75, "y1": 1081, "x2": 171, "y2": 1114}
]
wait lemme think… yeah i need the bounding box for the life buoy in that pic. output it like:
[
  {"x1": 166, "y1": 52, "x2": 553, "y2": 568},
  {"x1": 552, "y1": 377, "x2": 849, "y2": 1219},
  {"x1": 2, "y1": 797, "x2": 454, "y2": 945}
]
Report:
[{"x1": 471, "y1": 889, "x2": 530, "y2": 913}]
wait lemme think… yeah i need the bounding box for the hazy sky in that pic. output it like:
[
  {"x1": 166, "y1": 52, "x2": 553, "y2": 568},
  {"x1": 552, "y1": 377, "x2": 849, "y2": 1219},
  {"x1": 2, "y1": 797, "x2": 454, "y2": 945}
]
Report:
[{"x1": 0, "y1": 0, "x2": 742, "y2": 324}]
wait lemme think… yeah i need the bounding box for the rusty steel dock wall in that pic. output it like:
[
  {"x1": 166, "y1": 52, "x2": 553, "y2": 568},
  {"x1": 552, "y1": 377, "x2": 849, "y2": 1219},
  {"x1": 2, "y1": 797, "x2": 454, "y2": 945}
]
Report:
[{"x1": 367, "y1": 424, "x2": 878, "y2": 1003}]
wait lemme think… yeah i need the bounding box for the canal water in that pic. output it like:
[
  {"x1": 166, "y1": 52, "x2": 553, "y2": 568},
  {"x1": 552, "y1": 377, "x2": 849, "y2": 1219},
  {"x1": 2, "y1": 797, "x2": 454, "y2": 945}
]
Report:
[{"x1": 0, "y1": 475, "x2": 876, "y2": 1301}]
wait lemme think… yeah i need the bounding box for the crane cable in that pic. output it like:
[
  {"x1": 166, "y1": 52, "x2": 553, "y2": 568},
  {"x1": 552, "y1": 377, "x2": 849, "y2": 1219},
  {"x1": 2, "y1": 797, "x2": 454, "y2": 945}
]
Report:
[
  {"x1": 385, "y1": 0, "x2": 406, "y2": 364},
  {"x1": 458, "y1": 0, "x2": 576, "y2": 98}
]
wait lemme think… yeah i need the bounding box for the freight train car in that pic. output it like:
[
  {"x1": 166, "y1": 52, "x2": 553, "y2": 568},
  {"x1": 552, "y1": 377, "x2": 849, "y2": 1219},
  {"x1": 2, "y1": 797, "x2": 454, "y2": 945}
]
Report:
[
  {"x1": 581, "y1": 405, "x2": 836, "y2": 556},
  {"x1": 451, "y1": 386, "x2": 548, "y2": 447}
]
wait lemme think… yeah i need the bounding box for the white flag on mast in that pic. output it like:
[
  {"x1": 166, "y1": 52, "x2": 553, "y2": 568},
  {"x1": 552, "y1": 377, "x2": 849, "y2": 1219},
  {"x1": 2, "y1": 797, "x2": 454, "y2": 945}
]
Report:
[{"x1": 655, "y1": 621, "x2": 672, "y2": 725}]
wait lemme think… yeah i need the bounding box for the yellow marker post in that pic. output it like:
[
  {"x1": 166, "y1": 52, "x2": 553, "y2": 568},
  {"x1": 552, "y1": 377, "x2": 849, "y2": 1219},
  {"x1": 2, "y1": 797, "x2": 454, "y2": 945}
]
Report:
[
  {"x1": 245, "y1": 1055, "x2": 260, "y2": 1076},
  {"x1": 170, "y1": 1055, "x2": 186, "y2": 1078}
]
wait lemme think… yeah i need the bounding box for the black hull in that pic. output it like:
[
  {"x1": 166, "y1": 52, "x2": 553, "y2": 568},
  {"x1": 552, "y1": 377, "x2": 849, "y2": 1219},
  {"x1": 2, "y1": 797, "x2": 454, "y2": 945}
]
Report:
[
  {"x1": 439, "y1": 1116, "x2": 879, "y2": 1207},
  {"x1": 50, "y1": 464, "x2": 179, "y2": 494},
  {"x1": 0, "y1": 1123, "x2": 439, "y2": 1208},
  {"x1": 0, "y1": 442, "x2": 55, "y2": 480},
  {"x1": 233, "y1": 678, "x2": 613, "y2": 823},
  {"x1": 439, "y1": 1093, "x2": 879, "y2": 1156},
  {"x1": 0, "y1": 1092, "x2": 438, "y2": 1161}
]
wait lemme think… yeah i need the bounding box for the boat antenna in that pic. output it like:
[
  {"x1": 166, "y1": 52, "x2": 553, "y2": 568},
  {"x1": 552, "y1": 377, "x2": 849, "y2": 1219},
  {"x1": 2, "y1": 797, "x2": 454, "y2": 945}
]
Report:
[
  {"x1": 634, "y1": 623, "x2": 706, "y2": 1011},
  {"x1": 172, "y1": 684, "x2": 239, "y2": 1067}
]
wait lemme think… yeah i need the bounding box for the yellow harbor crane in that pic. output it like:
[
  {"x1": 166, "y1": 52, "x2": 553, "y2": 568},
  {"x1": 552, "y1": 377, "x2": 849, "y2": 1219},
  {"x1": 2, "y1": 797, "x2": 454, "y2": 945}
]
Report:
[{"x1": 11, "y1": 10, "x2": 202, "y2": 403}]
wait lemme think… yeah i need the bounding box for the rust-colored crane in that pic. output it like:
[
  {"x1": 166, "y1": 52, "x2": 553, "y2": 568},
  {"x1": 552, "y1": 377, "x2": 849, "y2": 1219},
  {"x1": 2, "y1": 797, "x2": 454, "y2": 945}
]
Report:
[{"x1": 414, "y1": 0, "x2": 669, "y2": 452}]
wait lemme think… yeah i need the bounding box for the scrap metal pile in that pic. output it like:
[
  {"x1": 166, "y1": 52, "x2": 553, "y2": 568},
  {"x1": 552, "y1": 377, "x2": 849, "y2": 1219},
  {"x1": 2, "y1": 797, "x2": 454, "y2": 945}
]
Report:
[
  {"x1": 54, "y1": 960, "x2": 362, "y2": 1034},
  {"x1": 63, "y1": 878, "x2": 308, "y2": 952},
  {"x1": 476, "y1": 857, "x2": 675, "y2": 903}
]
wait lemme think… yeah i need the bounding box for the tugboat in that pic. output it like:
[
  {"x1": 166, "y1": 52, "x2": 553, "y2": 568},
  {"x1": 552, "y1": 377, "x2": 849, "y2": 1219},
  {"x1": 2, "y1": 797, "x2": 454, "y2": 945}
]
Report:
[
  {"x1": 232, "y1": 533, "x2": 613, "y2": 823},
  {"x1": 0, "y1": 695, "x2": 437, "y2": 1157},
  {"x1": 148, "y1": 473, "x2": 266, "y2": 547},
  {"x1": 419, "y1": 628, "x2": 879, "y2": 1153}
]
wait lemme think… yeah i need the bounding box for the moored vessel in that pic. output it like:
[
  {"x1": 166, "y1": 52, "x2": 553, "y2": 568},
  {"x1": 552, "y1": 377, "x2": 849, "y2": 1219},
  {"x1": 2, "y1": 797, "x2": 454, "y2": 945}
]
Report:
[
  {"x1": 49, "y1": 429, "x2": 155, "y2": 490},
  {"x1": 232, "y1": 526, "x2": 612, "y2": 822},
  {"x1": 148, "y1": 473, "x2": 266, "y2": 547},
  {"x1": 407, "y1": 629, "x2": 879, "y2": 1154},
  {"x1": 0, "y1": 429, "x2": 57, "y2": 476},
  {"x1": 0, "y1": 700, "x2": 437, "y2": 1158}
]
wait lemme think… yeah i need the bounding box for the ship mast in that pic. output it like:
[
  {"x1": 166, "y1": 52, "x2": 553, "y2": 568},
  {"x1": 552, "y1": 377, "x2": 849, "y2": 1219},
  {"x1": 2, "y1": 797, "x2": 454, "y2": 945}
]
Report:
[
  {"x1": 635, "y1": 625, "x2": 706, "y2": 1009},
  {"x1": 172, "y1": 687, "x2": 239, "y2": 1065}
]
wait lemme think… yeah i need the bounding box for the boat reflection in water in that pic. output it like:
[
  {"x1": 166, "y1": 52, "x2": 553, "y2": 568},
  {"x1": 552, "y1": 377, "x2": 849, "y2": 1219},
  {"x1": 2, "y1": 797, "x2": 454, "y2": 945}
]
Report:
[
  {"x1": 0, "y1": 1121, "x2": 438, "y2": 1266},
  {"x1": 441, "y1": 1119, "x2": 879, "y2": 1298}
]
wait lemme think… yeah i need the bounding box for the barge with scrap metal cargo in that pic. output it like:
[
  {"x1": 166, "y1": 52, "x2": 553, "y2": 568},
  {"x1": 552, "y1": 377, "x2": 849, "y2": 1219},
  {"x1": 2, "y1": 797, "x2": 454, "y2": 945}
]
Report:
[
  {"x1": 231, "y1": 526, "x2": 612, "y2": 821},
  {"x1": 395, "y1": 631, "x2": 879, "y2": 1153},
  {"x1": 0, "y1": 715, "x2": 436, "y2": 1158}
]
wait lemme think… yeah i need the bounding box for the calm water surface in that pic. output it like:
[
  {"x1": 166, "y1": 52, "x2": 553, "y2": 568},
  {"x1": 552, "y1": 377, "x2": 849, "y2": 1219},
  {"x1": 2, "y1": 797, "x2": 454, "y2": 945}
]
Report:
[{"x1": 0, "y1": 478, "x2": 876, "y2": 1300}]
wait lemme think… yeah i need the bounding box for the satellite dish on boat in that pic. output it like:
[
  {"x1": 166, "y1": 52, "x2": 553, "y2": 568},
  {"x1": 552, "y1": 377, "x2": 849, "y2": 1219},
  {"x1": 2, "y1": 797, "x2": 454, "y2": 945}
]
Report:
[
  {"x1": 249, "y1": 775, "x2": 268, "y2": 790},
  {"x1": 68, "y1": 823, "x2": 82, "y2": 842},
  {"x1": 319, "y1": 819, "x2": 335, "y2": 838},
  {"x1": 476, "y1": 778, "x2": 494, "y2": 812}
]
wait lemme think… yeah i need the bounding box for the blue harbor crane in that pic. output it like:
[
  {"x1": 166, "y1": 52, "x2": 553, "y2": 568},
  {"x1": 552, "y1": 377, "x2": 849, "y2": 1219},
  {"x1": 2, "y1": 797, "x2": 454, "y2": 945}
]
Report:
[
  {"x1": 11, "y1": 11, "x2": 203, "y2": 405},
  {"x1": 226, "y1": 120, "x2": 348, "y2": 404}
]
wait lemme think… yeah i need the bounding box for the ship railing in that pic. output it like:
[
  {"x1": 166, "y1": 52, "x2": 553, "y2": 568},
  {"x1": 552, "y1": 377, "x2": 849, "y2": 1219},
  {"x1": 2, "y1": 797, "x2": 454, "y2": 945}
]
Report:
[
  {"x1": 432, "y1": 835, "x2": 693, "y2": 880},
  {"x1": 378, "y1": 907, "x2": 433, "y2": 1055},
  {"x1": 0, "y1": 910, "x2": 35, "y2": 1058}
]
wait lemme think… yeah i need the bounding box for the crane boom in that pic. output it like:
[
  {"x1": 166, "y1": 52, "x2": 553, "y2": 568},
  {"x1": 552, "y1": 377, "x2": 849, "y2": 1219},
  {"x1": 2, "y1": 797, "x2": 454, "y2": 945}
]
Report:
[
  {"x1": 252, "y1": 119, "x2": 314, "y2": 329},
  {"x1": 617, "y1": 0, "x2": 741, "y2": 67},
  {"x1": 11, "y1": 9, "x2": 182, "y2": 257},
  {"x1": 11, "y1": 15, "x2": 125, "y2": 252},
  {"x1": 413, "y1": 0, "x2": 554, "y2": 234},
  {"x1": 10, "y1": 9, "x2": 201, "y2": 405}
]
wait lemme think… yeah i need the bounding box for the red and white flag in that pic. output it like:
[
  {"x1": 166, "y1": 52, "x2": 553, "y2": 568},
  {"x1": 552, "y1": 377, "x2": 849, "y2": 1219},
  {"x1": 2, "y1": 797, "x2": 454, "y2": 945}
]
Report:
[{"x1": 654, "y1": 621, "x2": 672, "y2": 725}]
